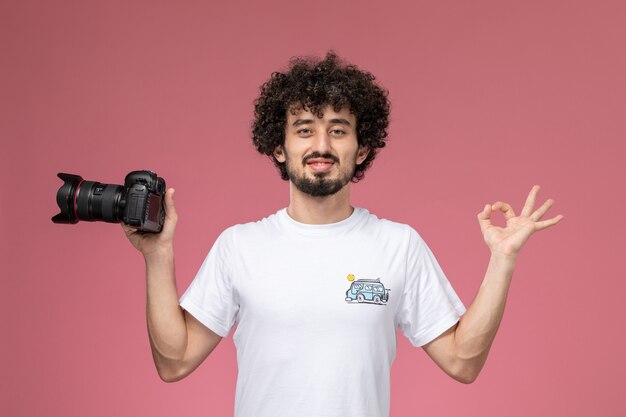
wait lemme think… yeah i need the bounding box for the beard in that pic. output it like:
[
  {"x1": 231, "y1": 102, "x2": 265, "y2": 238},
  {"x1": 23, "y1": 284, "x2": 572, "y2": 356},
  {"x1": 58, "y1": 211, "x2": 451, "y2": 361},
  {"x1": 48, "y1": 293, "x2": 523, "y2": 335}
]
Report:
[{"x1": 285, "y1": 152, "x2": 355, "y2": 197}]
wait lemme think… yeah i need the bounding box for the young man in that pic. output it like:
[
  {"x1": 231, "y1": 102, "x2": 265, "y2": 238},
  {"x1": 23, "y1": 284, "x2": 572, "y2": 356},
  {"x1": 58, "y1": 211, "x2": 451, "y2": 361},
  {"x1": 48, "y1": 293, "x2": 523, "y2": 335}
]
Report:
[{"x1": 123, "y1": 52, "x2": 562, "y2": 417}]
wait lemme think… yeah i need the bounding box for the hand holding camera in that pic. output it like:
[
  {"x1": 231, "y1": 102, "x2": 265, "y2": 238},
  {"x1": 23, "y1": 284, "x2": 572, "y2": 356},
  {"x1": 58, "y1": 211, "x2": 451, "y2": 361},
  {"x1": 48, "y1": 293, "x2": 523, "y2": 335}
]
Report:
[
  {"x1": 122, "y1": 188, "x2": 178, "y2": 259},
  {"x1": 52, "y1": 170, "x2": 178, "y2": 258}
]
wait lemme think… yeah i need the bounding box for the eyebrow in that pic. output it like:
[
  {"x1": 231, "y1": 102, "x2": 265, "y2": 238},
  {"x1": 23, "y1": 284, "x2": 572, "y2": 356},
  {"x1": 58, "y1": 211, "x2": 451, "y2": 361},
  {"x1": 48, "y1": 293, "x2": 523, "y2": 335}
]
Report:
[{"x1": 291, "y1": 118, "x2": 352, "y2": 127}]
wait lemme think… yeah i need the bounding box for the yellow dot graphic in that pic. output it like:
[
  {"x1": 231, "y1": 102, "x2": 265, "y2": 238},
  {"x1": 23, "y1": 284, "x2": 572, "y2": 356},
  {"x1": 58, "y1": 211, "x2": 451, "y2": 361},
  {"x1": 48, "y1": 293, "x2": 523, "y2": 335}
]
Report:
[{"x1": 347, "y1": 274, "x2": 355, "y2": 282}]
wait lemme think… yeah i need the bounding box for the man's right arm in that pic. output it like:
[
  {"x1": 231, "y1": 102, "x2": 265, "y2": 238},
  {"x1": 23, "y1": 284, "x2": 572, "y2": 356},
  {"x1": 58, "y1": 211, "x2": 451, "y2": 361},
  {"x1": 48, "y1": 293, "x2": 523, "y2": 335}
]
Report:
[{"x1": 124, "y1": 188, "x2": 222, "y2": 382}]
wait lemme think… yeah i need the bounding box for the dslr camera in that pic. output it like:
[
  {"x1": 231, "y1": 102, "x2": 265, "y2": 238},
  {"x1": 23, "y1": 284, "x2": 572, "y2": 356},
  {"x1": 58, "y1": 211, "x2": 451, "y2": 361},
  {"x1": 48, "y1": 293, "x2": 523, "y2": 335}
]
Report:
[{"x1": 52, "y1": 170, "x2": 166, "y2": 233}]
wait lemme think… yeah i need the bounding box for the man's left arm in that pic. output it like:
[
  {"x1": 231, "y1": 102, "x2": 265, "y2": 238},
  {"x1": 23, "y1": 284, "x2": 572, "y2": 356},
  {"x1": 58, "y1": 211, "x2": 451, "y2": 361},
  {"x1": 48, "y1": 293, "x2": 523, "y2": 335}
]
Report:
[{"x1": 422, "y1": 185, "x2": 563, "y2": 383}]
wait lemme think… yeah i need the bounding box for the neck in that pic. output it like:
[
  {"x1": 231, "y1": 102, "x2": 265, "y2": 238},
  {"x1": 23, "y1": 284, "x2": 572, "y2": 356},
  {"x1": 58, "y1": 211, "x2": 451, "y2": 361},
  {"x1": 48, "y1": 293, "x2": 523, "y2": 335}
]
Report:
[{"x1": 286, "y1": 182, "x2": 354, "y2": 224}]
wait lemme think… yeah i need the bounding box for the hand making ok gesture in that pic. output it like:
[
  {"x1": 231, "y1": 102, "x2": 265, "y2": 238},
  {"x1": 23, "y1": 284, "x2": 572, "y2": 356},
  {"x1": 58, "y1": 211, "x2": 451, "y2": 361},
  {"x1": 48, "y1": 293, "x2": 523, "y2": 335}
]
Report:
[{"x1": 478, "y1": 185, "x2": 564, "y2": 258}]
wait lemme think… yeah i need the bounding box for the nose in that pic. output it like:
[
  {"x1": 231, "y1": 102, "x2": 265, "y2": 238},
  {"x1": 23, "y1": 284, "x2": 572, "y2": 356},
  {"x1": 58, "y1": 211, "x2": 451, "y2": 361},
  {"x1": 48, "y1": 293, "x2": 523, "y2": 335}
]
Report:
[{"x1": 311, "y1": 131, "x2": 331, "y2": 154}]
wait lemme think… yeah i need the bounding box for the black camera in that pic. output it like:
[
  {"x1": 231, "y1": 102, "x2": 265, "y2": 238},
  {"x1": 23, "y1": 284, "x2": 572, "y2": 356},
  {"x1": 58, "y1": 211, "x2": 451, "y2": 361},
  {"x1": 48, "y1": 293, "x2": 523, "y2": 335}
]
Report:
[{"x1": 52, "y1": 170, "x2": 166, "y2": 233}]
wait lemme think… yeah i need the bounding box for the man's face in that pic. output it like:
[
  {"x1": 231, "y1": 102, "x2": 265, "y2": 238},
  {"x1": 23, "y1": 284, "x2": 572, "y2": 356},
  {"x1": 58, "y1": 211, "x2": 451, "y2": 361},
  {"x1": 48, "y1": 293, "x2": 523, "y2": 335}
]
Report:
[{"x1": 274, "y1": 105, "x2": 369, "y2": 197}]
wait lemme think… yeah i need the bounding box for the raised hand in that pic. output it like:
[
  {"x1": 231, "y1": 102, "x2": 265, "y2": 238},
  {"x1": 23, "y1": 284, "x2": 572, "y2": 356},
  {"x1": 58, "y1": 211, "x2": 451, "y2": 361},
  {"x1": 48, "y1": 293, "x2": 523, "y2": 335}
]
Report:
[
  {"x1": 122, "y1": 188, "x2": 178, "y2": 257},
  {"x1": 477, "y1": 185, "x2": 563, "y2": 258}
]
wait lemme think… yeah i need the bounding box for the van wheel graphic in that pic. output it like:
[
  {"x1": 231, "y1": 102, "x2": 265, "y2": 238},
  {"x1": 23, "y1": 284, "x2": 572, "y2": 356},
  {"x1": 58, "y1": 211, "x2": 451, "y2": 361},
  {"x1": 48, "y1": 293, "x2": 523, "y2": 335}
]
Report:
[
  {"x1": 357, "y1": 293, "x2": 365, "y2": 303},
  {"x1": 373, "y1": 295, "x2": 381, "y2": 304}
]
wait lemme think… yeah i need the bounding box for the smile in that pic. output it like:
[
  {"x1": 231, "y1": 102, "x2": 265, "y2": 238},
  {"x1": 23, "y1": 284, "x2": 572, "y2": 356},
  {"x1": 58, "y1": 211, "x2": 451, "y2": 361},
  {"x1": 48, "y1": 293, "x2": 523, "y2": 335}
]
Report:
[{"x1": 306, "y1": 158, "x2": 335, "y2": 173}]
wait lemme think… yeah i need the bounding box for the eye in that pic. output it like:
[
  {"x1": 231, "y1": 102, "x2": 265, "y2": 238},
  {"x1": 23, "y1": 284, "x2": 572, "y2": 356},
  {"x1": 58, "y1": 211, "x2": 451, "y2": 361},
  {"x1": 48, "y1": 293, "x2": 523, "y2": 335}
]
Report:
[
  {"x1": 330, "y1": 129, "x2": 346, "y2": 136},
  {"x1": 297, "y1": 128, "x2": 313, "y2": 137}
]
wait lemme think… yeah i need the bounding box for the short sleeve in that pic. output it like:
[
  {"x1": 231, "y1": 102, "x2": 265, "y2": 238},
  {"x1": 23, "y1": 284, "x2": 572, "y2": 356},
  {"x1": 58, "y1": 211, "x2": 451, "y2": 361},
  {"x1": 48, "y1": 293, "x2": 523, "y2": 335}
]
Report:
[
  {"x1": 179, "y1": 229, "x2": 239, "y2": 337},
  {"x1": 395, "y1": 228, "x2": 466, "y2": 347}
]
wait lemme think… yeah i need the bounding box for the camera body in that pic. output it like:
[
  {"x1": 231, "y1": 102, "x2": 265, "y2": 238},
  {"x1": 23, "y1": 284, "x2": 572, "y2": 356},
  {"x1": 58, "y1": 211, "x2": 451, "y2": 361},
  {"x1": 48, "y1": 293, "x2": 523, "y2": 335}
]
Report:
[
  {"x1": 52, "y1": 170, "x2": 166, "y2": 233},
  {"x1": 121, "y1": 171, "x2": 166, "y2": 232}
]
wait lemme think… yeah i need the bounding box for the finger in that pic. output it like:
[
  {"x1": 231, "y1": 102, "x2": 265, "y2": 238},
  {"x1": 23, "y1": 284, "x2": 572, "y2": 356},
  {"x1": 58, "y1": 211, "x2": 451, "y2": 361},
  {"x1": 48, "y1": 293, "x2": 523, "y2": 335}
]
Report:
[
  {"x1": 477, "y1": 204, "x2": 492, "y2": 234},
  {"x1": 492, "y1": 202, "x2": 516, "y2": 220},
  {"x1": 535, "y1": 214, "x2": 564, "y2": 230},
  {"x1": 521, "y1": 185, "x2": 540, "y2": 217},
  {"x1": 121, "y1": 223, "x2": 138, "y2": 237},
  {"x1": 530, "y1": 198, "x2": 554, "y2": 221}
]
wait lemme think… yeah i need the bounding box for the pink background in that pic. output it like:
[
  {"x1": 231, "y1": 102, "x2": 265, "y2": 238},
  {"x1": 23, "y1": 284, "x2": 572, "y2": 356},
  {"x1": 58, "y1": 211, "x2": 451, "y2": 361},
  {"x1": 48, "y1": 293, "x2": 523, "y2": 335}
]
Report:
[{"x1": 2, "y1": 0, "x2": 625, "y2": 416}]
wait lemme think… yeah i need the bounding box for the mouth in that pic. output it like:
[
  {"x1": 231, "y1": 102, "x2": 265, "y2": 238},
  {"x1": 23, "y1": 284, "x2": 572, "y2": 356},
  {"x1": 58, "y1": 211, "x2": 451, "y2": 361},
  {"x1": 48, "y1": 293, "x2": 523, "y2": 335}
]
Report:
[{"x1": 305, "y1": 158, "x2": 335, "y2": 173}]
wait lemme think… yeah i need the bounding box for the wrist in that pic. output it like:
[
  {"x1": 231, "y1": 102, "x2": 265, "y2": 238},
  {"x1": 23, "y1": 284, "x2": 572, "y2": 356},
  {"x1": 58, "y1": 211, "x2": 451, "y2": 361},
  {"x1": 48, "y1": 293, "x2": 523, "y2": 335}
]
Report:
[
  {"x1": 143, "y1": 245, "x2": 174, "y2": 265},
  {"x1": 488, "y1": 251, "x2": 517, "y2": 272}
]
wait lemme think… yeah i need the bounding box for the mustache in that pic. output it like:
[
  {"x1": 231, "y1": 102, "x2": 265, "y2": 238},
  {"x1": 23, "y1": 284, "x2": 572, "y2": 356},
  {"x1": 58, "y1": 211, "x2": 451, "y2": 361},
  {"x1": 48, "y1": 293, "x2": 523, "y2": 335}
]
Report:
[{"x1": 302, "y1": 152, "x2": 340, "y2": 164}]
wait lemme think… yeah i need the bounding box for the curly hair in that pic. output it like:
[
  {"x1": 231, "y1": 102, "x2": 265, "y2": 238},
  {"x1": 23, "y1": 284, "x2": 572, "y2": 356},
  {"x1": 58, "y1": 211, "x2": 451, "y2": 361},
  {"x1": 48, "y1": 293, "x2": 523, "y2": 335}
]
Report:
[{"x1": 252, "y1": 51, "x2": 390, "y2": 182}]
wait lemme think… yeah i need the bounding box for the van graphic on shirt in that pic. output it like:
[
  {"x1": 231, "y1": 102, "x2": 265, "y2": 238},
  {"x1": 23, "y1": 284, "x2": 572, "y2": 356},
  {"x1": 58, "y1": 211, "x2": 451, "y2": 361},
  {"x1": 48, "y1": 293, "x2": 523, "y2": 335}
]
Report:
[{"x1": 345, "y1": 277, "x2": 390, "y2": 305}]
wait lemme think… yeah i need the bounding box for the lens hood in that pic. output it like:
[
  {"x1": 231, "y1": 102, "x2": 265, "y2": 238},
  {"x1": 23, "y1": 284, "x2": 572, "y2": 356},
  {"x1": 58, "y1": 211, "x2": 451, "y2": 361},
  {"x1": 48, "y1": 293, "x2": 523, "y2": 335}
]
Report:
[{"x1": 51, "y1": 173, "x2": 83, "y2": 224}]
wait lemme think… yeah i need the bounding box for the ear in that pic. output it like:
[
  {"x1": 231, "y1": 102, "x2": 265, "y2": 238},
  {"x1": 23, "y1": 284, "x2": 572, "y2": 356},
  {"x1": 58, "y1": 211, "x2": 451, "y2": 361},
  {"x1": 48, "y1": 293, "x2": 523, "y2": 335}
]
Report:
[
  {"x1": 356, "y1": 145, "x2": 370, "y2": 165},
  {"x1": 273, "y1": 145, "x2": 286, "y2": 163}
]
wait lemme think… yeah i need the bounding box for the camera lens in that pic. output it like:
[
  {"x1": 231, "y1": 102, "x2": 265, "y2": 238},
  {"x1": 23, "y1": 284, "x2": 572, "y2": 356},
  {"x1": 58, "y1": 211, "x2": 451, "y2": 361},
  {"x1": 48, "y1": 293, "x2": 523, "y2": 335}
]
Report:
[{"x1": 52, "y1": 173, "x2": 124, "y2": 224}]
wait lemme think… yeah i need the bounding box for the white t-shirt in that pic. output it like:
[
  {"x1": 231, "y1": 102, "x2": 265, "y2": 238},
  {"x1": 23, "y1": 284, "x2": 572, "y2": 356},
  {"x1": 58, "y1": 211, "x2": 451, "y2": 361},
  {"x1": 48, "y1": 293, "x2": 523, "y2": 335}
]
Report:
[{"x1": 180, "y1": 208, "x2": 466, "y2": 417}]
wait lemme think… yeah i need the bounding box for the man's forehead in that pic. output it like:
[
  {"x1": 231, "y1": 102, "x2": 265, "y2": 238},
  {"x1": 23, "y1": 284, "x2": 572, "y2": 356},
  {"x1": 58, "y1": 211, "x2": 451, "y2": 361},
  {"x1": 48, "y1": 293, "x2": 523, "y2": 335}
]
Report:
[{"x1": 286, "y1": 104, "x2": 354, "y2": 122}]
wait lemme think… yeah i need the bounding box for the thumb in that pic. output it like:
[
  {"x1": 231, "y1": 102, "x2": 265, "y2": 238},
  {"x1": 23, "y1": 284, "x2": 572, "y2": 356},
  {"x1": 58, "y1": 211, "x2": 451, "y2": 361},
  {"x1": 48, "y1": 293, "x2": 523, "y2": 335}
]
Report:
[
  {"x1": 159, "y1": 188, "x2": 178, "y2": 239},
  {"x1": 165, "y1": 188, "x2": 176, "y2": 212},
  {"x1": 164, "y1": 188, "x2": 177, "y2": 221}
]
